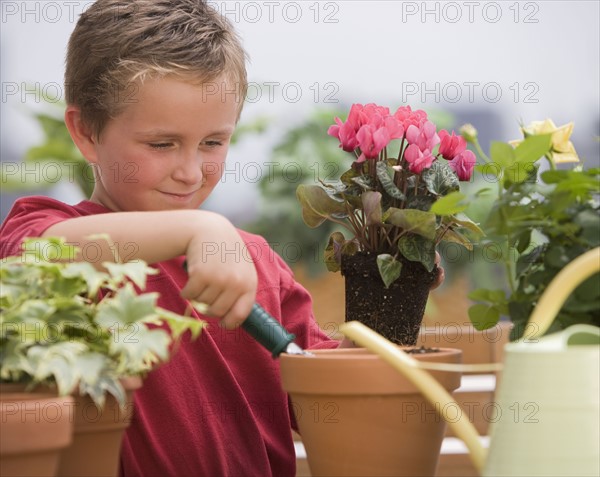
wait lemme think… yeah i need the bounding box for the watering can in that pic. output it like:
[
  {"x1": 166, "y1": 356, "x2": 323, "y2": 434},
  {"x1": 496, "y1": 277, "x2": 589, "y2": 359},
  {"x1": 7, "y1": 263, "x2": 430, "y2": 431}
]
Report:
[{"x1": 342, "y1": 247, "x2": 600, "y2": 477}]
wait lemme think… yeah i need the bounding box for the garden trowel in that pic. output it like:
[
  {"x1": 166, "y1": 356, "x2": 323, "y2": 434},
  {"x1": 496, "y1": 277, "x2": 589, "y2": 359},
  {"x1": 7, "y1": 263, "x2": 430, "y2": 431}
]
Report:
[{"x1": 183, "y1": 261, "x2": 312, "y2": 357}]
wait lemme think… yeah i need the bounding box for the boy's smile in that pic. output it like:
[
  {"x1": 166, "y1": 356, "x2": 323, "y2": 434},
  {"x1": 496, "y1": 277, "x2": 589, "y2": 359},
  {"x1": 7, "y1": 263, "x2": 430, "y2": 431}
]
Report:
[{"x1": 85, "y1": 76, "x2": 240, "y2": 212}]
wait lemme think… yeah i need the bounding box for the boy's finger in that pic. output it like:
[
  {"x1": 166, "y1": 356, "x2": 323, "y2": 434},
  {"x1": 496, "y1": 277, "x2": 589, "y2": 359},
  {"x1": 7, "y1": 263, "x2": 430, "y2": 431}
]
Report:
[
  {"x1": 430, "y1": 265, "x2": 445, "y2": 290},
  {"x1": 219, "y1": 294, "x2": 254, "y2": 330}
]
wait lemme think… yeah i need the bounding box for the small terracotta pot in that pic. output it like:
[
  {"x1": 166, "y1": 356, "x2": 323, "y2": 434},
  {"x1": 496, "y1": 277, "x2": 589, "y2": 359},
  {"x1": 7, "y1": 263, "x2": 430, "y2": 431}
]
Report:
[
  {"x1": 280, "y1": 347, "x2": 462, "y2": 477},
  {"x1": 57, "y1": 376, "x2": 142, "y2": 477},
  {"x1": 0, "y1": 391, "x2": 74, "y2": 477},
  {"x1": 342, "y1": 252, "x2": 437, "y2": 346}
]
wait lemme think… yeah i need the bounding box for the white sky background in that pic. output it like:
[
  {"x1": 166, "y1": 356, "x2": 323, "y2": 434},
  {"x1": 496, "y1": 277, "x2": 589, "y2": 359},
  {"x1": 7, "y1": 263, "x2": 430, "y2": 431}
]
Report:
[{"x1": 1, "y1": 0, "x2": 599, "y2": 222}]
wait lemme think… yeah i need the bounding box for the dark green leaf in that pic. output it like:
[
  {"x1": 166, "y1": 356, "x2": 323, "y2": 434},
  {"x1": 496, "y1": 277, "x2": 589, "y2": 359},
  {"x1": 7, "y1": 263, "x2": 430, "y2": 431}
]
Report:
[
  {"x1": 376, "y1": 162, "x2": 405, "y2": 200},
  {"x1": 376, "y1": 254, "x2": 403, "y2": 288},
  {"x1": 422, "y1": 161, "x2": 460, "y2": 196},
  {"x1": 468, "y1": 304, "x2": 500, "y2": 330},
  {"x1": 398, "y1": 235, "x2": 436, "y2": 272},
  {"x1": 468, "y1": 288, "x2": 507, "y2": 304},
  {"x1": 385, "y1": 208, "x2": 436, "y2": 240}
]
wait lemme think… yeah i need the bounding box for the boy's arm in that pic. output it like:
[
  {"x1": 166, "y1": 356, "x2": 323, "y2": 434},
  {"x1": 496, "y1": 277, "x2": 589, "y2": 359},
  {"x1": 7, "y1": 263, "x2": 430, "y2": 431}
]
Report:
[{"x1": 43, "y1": 209, "x2": 257, "y2": 329}]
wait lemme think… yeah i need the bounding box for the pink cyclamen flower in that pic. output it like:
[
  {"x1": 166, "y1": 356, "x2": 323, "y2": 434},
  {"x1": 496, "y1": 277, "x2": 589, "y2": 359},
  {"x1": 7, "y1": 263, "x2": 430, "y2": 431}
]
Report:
[
  {"x1": 328, "y1": 117, "x2": 359, "y2": 152},
  {"x1": 347, "y1": 103, "x2": 366, "y2": 130},
  {"x1": 404, "y1": 144, "x2": 435, "y2": 173},
  {"x1": 438, "y1": 130, "x2": 467, "y2": 160},
  {"x1": 405, "y1": 121, "x2": 440, "y2": 152},
  {"x1": 356, "y1": 124, "x2": 391, "y2": 162},
  {"x1": 384, "y1": 116, "x2": 404, "y2": 140},
  {"x1": 359, "y1": 104, "x2": 390, "y2": 127},
  {"x1": 449, "y1": 149, "x2": 476, "y2": 180},
  {"x1": 395, "y1": 106, "x2": 428, "y2": 131}
]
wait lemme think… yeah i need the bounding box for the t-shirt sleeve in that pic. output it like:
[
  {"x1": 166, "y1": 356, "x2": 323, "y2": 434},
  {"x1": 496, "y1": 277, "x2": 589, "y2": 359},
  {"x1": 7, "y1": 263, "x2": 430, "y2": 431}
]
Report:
[
  {"x1": 0, "y1": 196, "x2": 80, "y2": 258},
  {"x1": 238, "y1": 229, "x2": 339, "y2": 351},
  {"x1": 273, "y1": 251, "x2": 339, "y2": 351}
]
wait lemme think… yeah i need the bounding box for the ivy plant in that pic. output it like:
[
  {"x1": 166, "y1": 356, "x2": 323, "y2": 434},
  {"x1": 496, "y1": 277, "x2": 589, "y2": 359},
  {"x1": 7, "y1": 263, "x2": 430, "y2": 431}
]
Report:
[{"x1": 0, "y1": 237, "x2": 205, "y2": 407}]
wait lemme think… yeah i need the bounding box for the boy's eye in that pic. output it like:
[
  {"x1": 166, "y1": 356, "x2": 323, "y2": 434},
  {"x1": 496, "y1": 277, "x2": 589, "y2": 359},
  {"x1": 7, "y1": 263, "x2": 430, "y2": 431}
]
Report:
[
  {"x1": 203, "y1": 140, "x2": 223, "y2": 147},
  {"x1": 149, "y1": 142, "x2": 173, "y2": 149}
]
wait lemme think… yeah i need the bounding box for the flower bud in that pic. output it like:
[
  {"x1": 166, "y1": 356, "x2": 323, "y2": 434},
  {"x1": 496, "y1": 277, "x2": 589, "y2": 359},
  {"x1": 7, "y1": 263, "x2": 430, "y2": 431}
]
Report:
[{"x1": 459, "y1": 123, "x2": 478, "y2": 143}]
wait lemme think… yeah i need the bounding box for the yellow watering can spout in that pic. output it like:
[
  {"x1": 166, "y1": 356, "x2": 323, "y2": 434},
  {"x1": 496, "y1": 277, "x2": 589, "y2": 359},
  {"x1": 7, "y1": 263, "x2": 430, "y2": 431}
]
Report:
[{"x1": 341, "y1": 247, "x2": 600, "y2": 475}]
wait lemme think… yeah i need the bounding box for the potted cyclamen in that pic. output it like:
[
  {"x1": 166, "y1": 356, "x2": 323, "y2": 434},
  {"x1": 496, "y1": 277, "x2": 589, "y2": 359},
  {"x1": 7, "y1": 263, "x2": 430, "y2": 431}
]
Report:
[
  {"x1": 0, "y1": 237, "x2": 204, "y2": 477},
  {"x1": 297, "y1": 103, "x2": 482, "y2": 345},
  {"x1": 281, "y1": 103, "x2": 478, "y2": 477}
]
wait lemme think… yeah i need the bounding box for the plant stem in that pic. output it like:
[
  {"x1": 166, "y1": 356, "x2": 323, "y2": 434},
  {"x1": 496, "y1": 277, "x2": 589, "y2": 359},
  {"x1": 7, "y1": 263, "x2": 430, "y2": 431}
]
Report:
[{"x1": 473, "y1": 138, "x2": 490, "y2": 164}]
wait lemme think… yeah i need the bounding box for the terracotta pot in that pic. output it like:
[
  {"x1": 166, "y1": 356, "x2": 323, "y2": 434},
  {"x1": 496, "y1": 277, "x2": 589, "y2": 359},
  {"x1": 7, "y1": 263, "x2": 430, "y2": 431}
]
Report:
[
  {"x1": 0, "y1": 391, "x2": 74, "y2": 477},
  {"x1": 280, "y1": 347, "x2": 462, "y2": 477},
  {"x1": 57, "y1": 376, "x2": 142, "y2": 477},
  {"x1": 341, "y1": 251, "x2": 436, "y2": 345}
]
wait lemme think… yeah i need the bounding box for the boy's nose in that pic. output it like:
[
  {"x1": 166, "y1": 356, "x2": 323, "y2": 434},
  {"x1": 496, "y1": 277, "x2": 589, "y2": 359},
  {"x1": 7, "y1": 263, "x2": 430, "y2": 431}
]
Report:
[{"x1": 172, "y1": 150, "x2": 204, "y2": 185}]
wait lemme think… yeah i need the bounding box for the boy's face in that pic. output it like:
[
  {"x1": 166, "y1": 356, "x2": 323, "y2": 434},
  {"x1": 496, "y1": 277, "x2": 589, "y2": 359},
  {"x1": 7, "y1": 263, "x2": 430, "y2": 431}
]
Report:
[{"x1": 88, "y1": 76, "x2": 240, "y2": 212}]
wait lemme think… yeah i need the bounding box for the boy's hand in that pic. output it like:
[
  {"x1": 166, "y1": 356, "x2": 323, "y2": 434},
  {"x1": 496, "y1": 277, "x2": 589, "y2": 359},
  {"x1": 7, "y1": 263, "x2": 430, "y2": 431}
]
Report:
[{"x1": 181, "y1": 214, "x2": 257, "y2": 329}]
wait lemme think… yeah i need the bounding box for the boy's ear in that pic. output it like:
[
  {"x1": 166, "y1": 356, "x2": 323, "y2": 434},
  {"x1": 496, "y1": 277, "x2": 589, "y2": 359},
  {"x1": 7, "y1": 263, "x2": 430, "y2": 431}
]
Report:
[{"x1": 64, "y1": 106, "x2": 99, "y2": 164}]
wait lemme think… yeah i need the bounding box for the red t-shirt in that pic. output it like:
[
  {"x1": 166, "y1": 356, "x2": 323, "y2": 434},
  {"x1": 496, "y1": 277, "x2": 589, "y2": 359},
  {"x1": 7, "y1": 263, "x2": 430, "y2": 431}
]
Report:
[{"x1": 0, "y1": 196, "x2": 338, "y2": 477}]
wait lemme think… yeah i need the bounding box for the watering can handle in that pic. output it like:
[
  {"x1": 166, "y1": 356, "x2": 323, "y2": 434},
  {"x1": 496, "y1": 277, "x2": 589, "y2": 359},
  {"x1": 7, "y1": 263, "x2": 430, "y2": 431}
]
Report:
[{"x1": 340, "y1": 246, "x2": 600, "y2": 475}]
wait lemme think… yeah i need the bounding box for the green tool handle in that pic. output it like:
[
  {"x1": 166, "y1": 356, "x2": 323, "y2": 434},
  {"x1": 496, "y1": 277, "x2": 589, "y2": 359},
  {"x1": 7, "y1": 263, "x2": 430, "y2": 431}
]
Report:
[
  {"x1": 182, "y1": 261, "x2": 294, "y2": 357},
  {"x1": 242, "y1": 303, "x2": 296, "y2": 358}
]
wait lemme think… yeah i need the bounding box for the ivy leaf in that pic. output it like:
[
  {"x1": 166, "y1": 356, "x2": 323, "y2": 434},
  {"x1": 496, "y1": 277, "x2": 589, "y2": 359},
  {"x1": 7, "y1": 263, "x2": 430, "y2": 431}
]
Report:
[
  {"x1": 96, "y1": 284, "x2": 159, "y2": 328},
  {"x1": 21, "y1": 237, "x2": 79, "y2": 262},
  {"x1": 70, "y1": 352, "x2": 108, "y2": 388},
  {"x1": 27, "y1": 342, "x2": 87, "y2": 395},
  {"x1": 430, "y1": 192, "x2": 468, "y2": 216},
  {"x1": 398, "y1": 235, "x2": 436, "y2": 272},
  {"x1": 104, "y1": 261, "x2": 158, "y2": 290},
  {"x1": 422, "y1": 161, "x2": 460, "y2": 196},
  {"x1": 385, "y1": 208, "x2": 436, "y2": 240},
  {"x1": 376, "y1": 254, "x2": 402, "y2": 288},
  {"x1": 48, "y1": 274, "x2": 87, "y2": 298},
  {"x1": 8, "y1": 300, "x2": 56, "y2": 328},
  {"x1": 110, "y1": 326, "x2": 171, "y2": 373},
  {"x1": 79, "y1": 373, "x2": 125, "y2": 410},
  {"x1": 63, "y1": 262, "x2": 110, "y2": 298},
  {"x1": 154, "y1": 307, "x2": 205, "y2": 341}
]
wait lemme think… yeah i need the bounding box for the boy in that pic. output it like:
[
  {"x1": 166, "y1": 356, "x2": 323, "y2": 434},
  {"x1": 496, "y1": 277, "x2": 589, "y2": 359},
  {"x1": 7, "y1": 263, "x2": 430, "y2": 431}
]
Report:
[
  {"x1": 1, "y1": 1, "x2": 341, "y2": 475},
  {"x1": 1, "y1": 1, "x2": 442, "y2": 475}
]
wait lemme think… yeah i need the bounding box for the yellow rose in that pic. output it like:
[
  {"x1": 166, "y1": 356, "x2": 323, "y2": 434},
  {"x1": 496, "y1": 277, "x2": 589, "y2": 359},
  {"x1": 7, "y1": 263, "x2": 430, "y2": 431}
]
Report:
[{"x1": 520, "y1": 119, "x2": 580, "y2": 164}]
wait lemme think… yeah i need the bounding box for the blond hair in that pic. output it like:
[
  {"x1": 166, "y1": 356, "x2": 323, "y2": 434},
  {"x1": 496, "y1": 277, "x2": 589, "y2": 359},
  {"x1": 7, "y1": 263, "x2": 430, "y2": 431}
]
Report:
[{"x1": 65, "y1": 0, "x2": 248, "y2": 137}]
